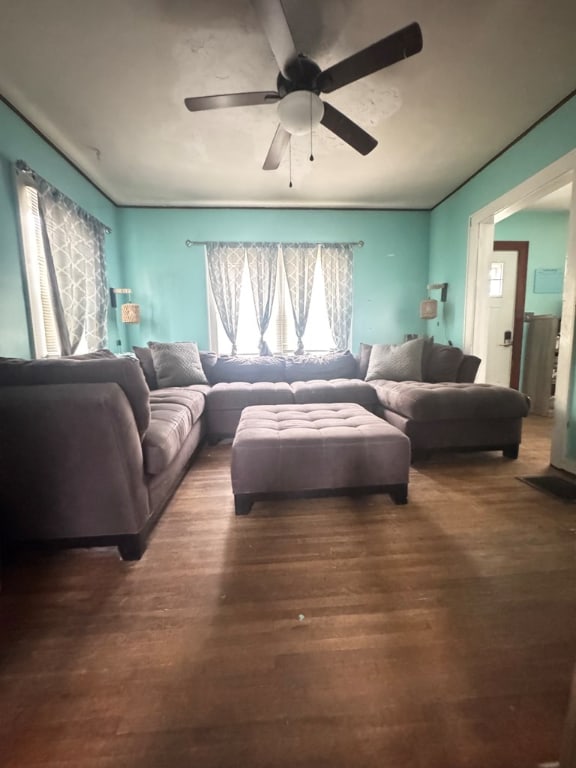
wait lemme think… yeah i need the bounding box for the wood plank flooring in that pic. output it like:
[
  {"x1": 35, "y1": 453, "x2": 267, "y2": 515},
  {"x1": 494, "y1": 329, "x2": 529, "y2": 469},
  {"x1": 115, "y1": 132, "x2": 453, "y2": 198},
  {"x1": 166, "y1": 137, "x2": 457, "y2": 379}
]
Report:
[{"x1": 2, "y1": 415, "x2": 576, "y2": 767}]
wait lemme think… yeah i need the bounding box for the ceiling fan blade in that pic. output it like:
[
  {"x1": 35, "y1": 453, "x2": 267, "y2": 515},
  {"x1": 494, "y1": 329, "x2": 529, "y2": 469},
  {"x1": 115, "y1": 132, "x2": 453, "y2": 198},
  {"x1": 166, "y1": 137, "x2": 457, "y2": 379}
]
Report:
[
  {"x1": 320, "y1": 102, "x2": 377, "y2": 155},
  {"x1": 184, "y1": 92, "x2": 279, "y2": 112},
  {"x1": 250, "y1": 0, "x2": 298, "y2": 77},
  {"x1": 318, "y1": 22, "x2": 423, "y2": 94},
  {"x1": 263, "y1": 124, "x2": 291, "y2": 170}
]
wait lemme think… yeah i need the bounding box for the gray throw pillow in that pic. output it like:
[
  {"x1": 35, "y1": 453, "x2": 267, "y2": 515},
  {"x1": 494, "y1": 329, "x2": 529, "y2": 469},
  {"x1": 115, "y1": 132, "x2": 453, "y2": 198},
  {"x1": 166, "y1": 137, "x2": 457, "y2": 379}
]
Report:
[
  {"x1": 148, "y1": 341, "x2": 209, "y2": 387},
  {"x1": 365, "y1": 337, "x2": 426, "y2": 382}
]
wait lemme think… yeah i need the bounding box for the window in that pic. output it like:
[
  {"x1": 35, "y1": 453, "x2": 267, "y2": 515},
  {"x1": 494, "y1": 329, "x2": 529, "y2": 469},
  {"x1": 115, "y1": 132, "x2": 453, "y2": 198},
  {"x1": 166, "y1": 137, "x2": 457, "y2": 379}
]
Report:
[
  {"x1": 209, "y1": 247, "x2": 338, "y2": 355},
  {"x1": 15, "y1": 163, "x2": 108, "y2": 357},
  {"x1": 489, "y1": 261, "x2": 504, "y2": 298}
]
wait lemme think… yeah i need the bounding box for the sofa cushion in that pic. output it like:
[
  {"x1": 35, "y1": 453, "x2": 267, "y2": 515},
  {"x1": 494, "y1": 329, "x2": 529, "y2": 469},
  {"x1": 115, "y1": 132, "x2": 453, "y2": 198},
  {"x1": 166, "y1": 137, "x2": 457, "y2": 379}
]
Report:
[
  {"x1": 148, "y1": 341, "x2": 209, "y2": 387},
  {"x1": 63, "y1": 349, "x2": 116, "y2": 360},
  {"x1": 208, "y1": 355, "x2": 286, "y2": 384},
  {"x1": 422, "y1": 342, "x2": 464, "y2": 383},
  {"x1": 456, "y1": 354, "x2": 481, "y2": 383},
  {"x1": 356, "y1": 343, "x2": 373, "y2": 380},
  {"x1": 133, "y1": 346, "x2": 159, "y2": 390},
  {"x1": 284, "y1": 350, "x2": 357, "y2": 383},
  {"x1": 291, "y1": 378, "x2": 379, "y2": 409},
  {"x1": 206, "y1": 381, "x2": 294, "y2": 411},
  {"x1": 0, "y1": 355, "x2": 151, "y2": 437},
  {"x1": 144, "y1": 389, "x2": 206, "y2": 475},
  {"x1": 365, "y1": 338, "x2": 426, "y2": 382},
  {"x1": 371, "y1": 380, "x2": 530, "y2": 422}
]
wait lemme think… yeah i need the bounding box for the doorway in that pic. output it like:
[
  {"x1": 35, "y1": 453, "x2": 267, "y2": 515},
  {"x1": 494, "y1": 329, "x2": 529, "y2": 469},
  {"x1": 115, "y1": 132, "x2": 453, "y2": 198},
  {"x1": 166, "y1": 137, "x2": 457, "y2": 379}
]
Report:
[{"x1": 464, "y1": 149, "x2": 576, "y2": 472}]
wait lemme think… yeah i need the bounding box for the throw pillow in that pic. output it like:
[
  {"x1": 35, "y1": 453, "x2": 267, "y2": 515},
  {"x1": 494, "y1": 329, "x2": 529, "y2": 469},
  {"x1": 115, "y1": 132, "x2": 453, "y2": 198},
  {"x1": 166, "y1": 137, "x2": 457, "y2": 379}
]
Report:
[
  {"x1": 148, "y1": 341, "x2": 209, "y2": 387},
  {"x1": 365, "y1": 337, "x2": 426, "y2": 382}
]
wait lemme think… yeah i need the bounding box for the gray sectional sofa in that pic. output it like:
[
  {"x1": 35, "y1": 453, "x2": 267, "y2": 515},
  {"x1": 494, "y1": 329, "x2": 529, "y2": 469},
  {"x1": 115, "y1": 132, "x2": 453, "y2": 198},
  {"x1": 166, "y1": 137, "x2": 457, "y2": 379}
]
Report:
[{"x1": 0, "y1": 340, "x2": 530, "y2": 560}]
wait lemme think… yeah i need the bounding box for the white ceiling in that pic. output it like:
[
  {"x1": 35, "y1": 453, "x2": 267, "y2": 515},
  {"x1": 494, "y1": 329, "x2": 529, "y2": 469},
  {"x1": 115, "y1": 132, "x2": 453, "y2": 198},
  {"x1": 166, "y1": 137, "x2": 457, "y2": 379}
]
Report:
[
  {"x1": 524, "y1": 184, "x2": 572, "y2": 212},
  {"x1": 2, "y1": 0, "x2": 576, "y2": 209}
]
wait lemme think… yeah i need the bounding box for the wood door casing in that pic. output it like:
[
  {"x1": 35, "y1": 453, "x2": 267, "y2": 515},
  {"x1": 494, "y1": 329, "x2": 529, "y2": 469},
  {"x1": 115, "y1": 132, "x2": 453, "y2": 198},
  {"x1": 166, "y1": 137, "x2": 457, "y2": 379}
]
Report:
[{"x1": 493, "y1": 240, "x2": 529, "y2": 389}]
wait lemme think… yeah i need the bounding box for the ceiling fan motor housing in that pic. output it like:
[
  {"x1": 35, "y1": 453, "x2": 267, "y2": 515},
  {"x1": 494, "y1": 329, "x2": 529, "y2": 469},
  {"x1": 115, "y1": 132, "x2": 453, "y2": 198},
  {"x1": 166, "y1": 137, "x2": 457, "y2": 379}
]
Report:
[{"x1": 277, "y1": 55, "x2": 322, "y2": 96}]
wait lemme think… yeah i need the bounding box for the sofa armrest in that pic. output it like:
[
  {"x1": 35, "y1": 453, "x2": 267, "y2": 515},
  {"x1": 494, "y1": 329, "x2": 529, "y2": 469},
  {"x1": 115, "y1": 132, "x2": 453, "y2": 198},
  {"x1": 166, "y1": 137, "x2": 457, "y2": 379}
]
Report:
[{"x1": 0, "y1": 383, "x2": 150, "y2": 542}]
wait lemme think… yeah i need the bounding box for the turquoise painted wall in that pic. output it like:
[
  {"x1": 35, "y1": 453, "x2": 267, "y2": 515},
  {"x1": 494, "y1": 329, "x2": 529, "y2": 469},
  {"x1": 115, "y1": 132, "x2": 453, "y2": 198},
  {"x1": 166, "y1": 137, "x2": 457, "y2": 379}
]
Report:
[
  {"x1": 429, "y1": 95, "x2": 576, "y2": 347},
  {"x1": 0, "y1": 100, "x2": 122, "y2": 358},
  {"x1": 119, "y1": 208, "x2": 430, "y2": 352},
  {"x1": 495, "y1": 210, "x2": 569, "y2": 316}
]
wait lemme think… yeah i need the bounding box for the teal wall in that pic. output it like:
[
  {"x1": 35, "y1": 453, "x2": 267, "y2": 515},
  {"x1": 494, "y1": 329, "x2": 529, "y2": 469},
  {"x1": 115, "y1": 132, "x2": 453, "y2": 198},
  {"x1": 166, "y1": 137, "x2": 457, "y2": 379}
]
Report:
[
  {"x1": 0, "y1": 99, "x2": 122, "y2": 358},
  {"x1": 429, "y1": 95, "x2": 576, "y2": 347},
  {"x1": 495, "y1": 210, "x2": 569, "y2": 316},
  {"x1": 4, "y1": 88, "x2": 576, "y2": 360},
  {"x1": 119, "y1": 208, "x2": 430, "y2": 352}
]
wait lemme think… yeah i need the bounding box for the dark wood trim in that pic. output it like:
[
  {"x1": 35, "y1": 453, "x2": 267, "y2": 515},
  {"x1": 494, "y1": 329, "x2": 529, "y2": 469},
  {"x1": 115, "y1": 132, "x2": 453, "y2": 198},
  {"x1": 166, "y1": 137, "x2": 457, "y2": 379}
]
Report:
[
  {"x1": 115, "y1": 203, "x2": 426, "y2": 212},
  {"x1": 433, "y1": 87, "x2": 576, "y2": 210},
  {"x1": 493, "y1": 240, "x2": 529, "y2": 389}
]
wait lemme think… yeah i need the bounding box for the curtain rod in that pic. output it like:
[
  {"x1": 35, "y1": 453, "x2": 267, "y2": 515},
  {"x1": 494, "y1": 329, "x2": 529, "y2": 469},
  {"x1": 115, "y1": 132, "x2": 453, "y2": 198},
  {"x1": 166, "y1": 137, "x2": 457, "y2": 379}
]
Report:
[
  {"x1": 15, "y1": 160, "x2": 112, "y2": 235},
  {"x1": 185, "y1": 239, "x2": 364, "y2": 248}
]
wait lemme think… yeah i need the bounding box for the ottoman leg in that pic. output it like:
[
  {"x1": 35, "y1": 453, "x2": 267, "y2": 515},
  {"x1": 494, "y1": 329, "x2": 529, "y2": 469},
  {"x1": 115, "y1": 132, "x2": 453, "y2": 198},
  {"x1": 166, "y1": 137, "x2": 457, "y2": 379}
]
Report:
[
  {"x1": 389, "y1": 484, "x2": 408, "y2": 505},
  {"x1": 234, "y1": 495, "x2": 253, "y2": 515}
]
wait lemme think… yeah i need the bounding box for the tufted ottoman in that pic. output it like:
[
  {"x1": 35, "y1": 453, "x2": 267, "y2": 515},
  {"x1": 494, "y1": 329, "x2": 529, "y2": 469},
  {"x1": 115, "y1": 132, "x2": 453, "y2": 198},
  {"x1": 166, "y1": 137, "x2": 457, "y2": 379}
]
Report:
[{"x1": 230, "y1": 403, "x2": 410, "y2": 514}]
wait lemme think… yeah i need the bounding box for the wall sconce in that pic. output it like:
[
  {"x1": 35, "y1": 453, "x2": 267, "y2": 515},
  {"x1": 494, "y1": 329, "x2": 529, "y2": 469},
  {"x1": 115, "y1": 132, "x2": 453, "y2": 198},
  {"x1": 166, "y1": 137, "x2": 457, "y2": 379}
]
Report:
[
  {"x1": 121, "y1": 302, "x2": 141, "y2": 324},
  {"x1": 110, "y1": 287, "x2": 140, "y2": 349},
  {"x1": 419, "y1": 282, "x2": 448, "y2": 320}
]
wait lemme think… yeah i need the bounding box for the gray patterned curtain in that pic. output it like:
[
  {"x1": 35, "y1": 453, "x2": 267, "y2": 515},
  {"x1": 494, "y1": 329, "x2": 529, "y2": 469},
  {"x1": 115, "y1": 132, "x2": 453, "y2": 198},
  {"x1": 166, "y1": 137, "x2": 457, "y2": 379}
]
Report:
[
  {"x1": 320, "y1": 244, "x2": 354, "y2": 349},
  {"x1": 282, "y1": 243, "x2": 318, "y2": 354},
  {"x1": 246, "y1": 244, "x2": 278, "y2": 356},
  {"x1": 206, "y1": 243, "x2": 245, "y2": 355},
  {"x1": 36, "y1": 181, "x2": 108, "y2": 355}
]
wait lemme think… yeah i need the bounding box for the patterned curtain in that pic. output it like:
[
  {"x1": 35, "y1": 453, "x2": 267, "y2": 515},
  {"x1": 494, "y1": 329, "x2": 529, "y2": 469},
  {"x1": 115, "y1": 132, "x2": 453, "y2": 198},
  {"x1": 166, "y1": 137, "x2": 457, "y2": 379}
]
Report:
[
  {"x1": 246, "y1": 244, "x2": 278, "y2": 356},
  {"x1": 282, "y1": 243, "x2": 318, "y2": 354},
  {"x1": 206, "y1": 243, "x2": 245, "y2": 355},
  {"x1": 37, "y1": 182, "x2": 108, "y2": 355},
  {"x1": 320, "y1": 244, "x2": 354, "y2": 349}
]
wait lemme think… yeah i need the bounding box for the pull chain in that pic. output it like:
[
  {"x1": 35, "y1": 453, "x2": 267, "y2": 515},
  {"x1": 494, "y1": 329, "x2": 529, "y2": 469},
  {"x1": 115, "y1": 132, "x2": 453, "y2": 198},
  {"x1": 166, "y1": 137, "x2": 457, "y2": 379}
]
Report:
[
  {"x1": 289, "y1": 141, "x2": 293, "y2": 188},
  {"x1": 309, "y1": 93, "x2": 315, "y2": 162}
]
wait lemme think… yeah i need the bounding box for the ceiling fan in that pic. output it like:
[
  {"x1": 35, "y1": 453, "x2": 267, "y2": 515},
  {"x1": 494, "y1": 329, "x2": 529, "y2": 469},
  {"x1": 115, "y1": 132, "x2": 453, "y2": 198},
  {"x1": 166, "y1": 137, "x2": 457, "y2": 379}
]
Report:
[{"x1": 184, "y1": 0, "x2": 423, "y2": 170}]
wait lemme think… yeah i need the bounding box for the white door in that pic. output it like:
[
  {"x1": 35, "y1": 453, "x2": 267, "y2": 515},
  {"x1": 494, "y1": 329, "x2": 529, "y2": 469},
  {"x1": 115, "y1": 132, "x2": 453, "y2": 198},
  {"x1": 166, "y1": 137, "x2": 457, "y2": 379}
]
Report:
[{"x1": 484, "y1": 250, "x2": 517, "y2": 386}]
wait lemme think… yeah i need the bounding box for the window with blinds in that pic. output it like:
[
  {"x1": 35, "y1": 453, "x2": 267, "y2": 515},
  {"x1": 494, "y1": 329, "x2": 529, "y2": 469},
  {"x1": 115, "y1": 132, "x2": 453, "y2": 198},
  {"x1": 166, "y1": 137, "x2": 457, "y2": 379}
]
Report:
[
  {"x1": 18, "y1": 184, "x2": 62, "y2": 357},
  {"x1": 210, "y1": 251, "x2": 334, "y2": 355}
]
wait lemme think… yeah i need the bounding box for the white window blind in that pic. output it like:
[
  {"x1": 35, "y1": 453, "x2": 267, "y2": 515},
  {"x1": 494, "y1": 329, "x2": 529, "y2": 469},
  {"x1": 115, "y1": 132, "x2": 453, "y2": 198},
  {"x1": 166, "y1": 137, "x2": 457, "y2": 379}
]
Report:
[
  {"x1": 17, "y1": 182, "x2": 91, "y2": 357},
  {"x1": 18, "y1": 184, "x2": 62, "y2": 357}
]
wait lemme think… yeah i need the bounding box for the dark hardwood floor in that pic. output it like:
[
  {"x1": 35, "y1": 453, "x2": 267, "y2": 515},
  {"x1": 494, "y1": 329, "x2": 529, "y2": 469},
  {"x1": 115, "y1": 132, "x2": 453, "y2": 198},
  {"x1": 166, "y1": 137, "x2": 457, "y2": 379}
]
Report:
[{"x1": 2, "y1": 415, "x2": 576, "y2": 767}]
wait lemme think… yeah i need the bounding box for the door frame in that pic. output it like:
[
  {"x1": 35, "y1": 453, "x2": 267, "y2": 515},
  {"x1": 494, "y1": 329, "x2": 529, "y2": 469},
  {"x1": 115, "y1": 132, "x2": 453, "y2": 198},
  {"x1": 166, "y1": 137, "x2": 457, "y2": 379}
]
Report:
[
  {"x1": 464, "y1": 148, "x2": 576, "y2": 471},
  {"x1": 492, "y1": 241, "x2": 528, "y2": 389}
]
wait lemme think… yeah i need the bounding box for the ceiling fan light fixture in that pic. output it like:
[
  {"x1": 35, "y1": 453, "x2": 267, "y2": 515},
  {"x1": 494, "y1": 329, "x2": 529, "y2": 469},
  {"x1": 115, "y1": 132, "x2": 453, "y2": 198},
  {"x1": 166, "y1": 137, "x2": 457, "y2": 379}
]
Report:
[{"x1": 277, "y1": 91, "x2": 324, "y2": 136}]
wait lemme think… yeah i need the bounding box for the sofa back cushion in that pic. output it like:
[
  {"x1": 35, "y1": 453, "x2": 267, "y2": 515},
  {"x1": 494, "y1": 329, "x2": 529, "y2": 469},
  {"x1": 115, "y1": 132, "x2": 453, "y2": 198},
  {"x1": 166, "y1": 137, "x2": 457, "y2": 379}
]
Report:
[
  {"x1": 0, "y1": 355, "x2": 151, "y2": 437},
  {"x1": 284, "y1": 350, "x2": 357, "y2": 382},
  {"x1": 422, "y1": 342, "x2": 464, "y2": 383},
  {"x1": 133, "y1": 346, "x2": 159, "y2": 390},
  {"x1": 456, "y1": 354, "x2": 481, "y2": 383},
  {"x1": 208, "y1": 355, "x2": 286, "y2": 384},
  {"x1": 356, "y1": 343, "x2": 373, "y2": 380}
]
